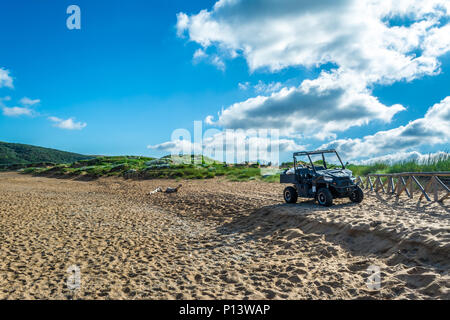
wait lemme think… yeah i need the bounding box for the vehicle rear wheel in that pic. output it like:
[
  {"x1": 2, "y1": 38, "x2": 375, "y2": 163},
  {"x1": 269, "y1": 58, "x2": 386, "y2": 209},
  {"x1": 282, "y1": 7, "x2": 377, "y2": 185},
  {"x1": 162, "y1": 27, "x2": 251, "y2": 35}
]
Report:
[
  {"x1": 316, "y1": 188, "x2": 333, "y2": 207},
  {"x1": 284, "y1": 186, "x2": 298, "y2": 204},
  {"x1": 349, "y1": 186, "x2": 364, "y2": 203}
]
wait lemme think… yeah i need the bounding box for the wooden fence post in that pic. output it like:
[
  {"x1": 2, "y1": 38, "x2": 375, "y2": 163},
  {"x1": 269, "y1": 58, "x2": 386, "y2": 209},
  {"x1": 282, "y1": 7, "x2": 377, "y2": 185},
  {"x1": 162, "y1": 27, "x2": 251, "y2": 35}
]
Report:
[
  {"x1": 420, "y1": 177, "x2": 433, "y2": 202},
  {"x1": 411, "y1": 176, "x2": 430, "y2": 201},
  {"x1": 361, "y1": 172, "x2": 449, "y2": 203}
]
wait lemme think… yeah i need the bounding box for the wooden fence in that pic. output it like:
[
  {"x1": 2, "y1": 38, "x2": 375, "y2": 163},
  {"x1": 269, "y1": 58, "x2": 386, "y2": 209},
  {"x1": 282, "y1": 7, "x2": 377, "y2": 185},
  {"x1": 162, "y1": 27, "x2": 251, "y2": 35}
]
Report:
[{"x1": 355, "y1": 172, "x2": 450, "y2": 203}]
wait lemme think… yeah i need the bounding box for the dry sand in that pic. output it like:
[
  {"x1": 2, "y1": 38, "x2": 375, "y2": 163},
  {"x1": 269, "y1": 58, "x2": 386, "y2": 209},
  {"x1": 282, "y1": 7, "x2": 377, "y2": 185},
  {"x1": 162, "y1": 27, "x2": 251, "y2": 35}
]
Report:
[{"x1": 0, "y1": 172, "x2": 448, "y2": 299}]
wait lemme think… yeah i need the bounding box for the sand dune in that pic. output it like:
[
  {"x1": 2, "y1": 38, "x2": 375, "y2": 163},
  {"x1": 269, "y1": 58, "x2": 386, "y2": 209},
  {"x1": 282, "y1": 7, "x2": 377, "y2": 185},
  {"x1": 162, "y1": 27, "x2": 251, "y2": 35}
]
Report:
[{"x1": 0, "y1": 172, "x2": 448, "y2": 299}]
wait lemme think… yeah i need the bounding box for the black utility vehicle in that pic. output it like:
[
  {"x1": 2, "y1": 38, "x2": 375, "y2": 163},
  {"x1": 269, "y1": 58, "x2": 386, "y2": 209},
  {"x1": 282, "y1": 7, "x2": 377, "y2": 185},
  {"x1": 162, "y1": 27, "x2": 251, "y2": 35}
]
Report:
[{"x1": 280, "y1": 149, "x2": 363, "y2": 206}]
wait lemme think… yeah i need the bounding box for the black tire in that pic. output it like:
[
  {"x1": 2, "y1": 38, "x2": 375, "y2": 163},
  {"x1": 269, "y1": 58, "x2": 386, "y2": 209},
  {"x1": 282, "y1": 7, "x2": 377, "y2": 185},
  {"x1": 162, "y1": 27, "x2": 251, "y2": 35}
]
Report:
[
  {"x1": 349, "y1": 186, "x2": 364, "y2": 203},
  {"x1": 316, "y1": 188, "x2": 333, "y2": 207},
  {"x1": 284, "y1": 186, "x2": 298, "y2": 204}
]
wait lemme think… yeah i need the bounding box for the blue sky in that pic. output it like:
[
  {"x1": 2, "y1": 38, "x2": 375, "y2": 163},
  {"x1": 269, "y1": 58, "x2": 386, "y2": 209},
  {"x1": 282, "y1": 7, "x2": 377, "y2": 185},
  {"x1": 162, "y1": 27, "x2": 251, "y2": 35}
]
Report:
[{"x1": 0, "y1": 0, "x2": 449, "y2": 163}]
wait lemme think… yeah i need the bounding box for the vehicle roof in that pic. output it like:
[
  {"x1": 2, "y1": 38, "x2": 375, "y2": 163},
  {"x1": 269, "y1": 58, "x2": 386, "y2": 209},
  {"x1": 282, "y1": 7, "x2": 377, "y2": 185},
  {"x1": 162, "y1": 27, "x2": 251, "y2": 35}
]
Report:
[{"x1": 293, "y1": 149, "x2": 337, "y2": 157}]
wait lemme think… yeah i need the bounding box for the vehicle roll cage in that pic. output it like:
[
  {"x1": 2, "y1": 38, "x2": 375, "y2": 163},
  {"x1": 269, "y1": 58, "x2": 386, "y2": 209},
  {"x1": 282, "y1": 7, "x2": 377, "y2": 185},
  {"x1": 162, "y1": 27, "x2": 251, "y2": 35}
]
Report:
[{"x1": 293, "y1": 149, "x2": 346, "y2": 174}]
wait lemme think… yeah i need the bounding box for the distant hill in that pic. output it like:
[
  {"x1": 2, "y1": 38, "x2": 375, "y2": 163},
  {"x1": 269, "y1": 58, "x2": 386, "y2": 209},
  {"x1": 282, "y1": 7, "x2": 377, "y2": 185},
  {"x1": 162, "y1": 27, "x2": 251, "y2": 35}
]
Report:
[{"x1": 0, "y1": 141, "x2": 95, "y2": 167}]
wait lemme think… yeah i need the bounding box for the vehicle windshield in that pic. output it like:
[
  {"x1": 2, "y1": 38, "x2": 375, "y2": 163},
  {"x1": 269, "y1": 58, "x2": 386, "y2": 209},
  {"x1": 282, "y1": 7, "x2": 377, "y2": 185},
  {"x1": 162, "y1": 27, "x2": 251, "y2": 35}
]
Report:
[
  {"x1": 308, "y1": 154, "x2": 327, "y2": 170},
  {"x1": 321, "y1": 152, "x2": 345, "y2": 169},
  {"x1": 294, "y1": 155, "x2": 313, "y2": 169},
  {"x1": 296, "y1": 152, "x2": 345, "y2": 170}
]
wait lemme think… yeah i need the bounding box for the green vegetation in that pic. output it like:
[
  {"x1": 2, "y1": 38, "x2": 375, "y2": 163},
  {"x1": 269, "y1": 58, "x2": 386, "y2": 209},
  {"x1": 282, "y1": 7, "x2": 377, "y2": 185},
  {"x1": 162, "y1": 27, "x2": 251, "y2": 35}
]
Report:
[
  {"x1": 347, "y1": 153, "x2": 450, "y2": 176},
  {"x1": 27, "y1": 153, "x2": 449, "y2": 179},
  {"x1": 36, "y1": 156, "x2": 156, "y2": 178},
  {"x1": 15, "y1": 155, "x2": 280, "y2": 181},
  {"x1": 15, "y1": 153, "x2": 450, "y2": 181},
  {"x1": 3, "y1": 140, "x2": 447, "y2": 182},
  {"x1": 0, "y1": 141, "x2": 94, "y2": 169}
]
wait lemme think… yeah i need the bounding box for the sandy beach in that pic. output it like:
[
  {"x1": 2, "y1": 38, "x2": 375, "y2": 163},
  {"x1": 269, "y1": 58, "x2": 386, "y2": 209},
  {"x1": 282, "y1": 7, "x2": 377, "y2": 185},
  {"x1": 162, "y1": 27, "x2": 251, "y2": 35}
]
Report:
[{"x1": 0, "y1": 172, "x2": 448, "y2": 299}]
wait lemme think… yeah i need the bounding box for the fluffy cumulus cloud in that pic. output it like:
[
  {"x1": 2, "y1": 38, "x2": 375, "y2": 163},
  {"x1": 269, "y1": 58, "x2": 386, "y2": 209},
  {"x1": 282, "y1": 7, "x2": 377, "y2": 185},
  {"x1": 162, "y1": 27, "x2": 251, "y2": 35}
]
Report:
[
  {"x1": 209, "y1": 70, "x2": 405, "y2": 139},
  {"x1": 177, "y1": 0, "x2": 450, "y2": 79},
  {"x1": 49, "y1": 117, "x2": 87, "y2": 130},
  {"x1": 176, "y1": 0, "x2": 450, "y2": 159},
  {"x1": 320, "y1": 96, "x2": 450, "y2": 160},
  {"x1": 0, "y1": 68, "x2": 13, "y2": 88}
]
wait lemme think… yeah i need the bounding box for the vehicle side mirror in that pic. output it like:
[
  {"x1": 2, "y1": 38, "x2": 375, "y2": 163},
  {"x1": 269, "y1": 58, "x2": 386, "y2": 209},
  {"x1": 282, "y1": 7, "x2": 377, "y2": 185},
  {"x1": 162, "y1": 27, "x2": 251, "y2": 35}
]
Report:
[{"x1": 345, "y1": 161, "x2": 349, "y2": 167}]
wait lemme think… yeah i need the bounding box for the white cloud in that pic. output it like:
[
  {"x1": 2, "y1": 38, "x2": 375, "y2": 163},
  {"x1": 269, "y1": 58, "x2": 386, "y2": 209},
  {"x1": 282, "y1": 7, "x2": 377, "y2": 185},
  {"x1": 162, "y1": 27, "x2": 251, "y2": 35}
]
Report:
[
  {"x1": 19, "y1": 97, "x2": 40, "y2": 106},
  {"x1": 177, "y1": 0, "x2": 450, "y2": 82},
  {"x1": 192, "y1": 48, "x2": 226, "y2": 70},
  {"x1": 240, "y1": 80, "x2": 295, "y2": 94},
  {"x1": 193, "y1": 48, "x2": 207, "y2": 60},
  {"x1": 176, "y1": 12, "x2": 190, "y2": 38},
  {"x1": 1, "y1": 96, "x2": 32, "y2": 117},
  {"x1": 0, "y1": 69, "x2": 88, "y2": 133},
  {"x1": 2, "y1": 106, "x2": 33, "y2": 117},
  {"x1": 238, "y1": 82, "x2": 250, "y2": 90},
  {"x1": 253, "y1": 80, "x2": 282, "y2": 94},
  {"x1": 422, "y1": 23, "x2": 450, "y2": 57},
  {"x1": 212, "y1": 70, "x2": 405, "y2": 138},
  {"x1": 49, "y1": 116, "x2": 87, "y2": 130},
  {"x1": 320, "y1": 96, "x2": 450, "y2": 160},
  {"x1": 178, "y1": 0, "x2": 450, "y2": 143},
  {"x1": 204, "y1": 115, "x2": 215, "y2": 125},
  {"x1": 0, "y1": 68, "x2": 13, "y2": 88},
  {"x1": 0, "y1": 96, "x2": 41, "y2": 117},
  {"x1": 211, "y1": 55, "x2": 225, "y2": 71}
]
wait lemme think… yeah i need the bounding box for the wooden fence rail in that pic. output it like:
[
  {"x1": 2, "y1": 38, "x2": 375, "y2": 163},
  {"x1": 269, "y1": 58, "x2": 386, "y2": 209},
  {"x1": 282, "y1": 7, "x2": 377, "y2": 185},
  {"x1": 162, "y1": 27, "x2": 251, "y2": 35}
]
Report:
[{"x1": 355, "y1": 172, "x2": 450, "y2": 203}]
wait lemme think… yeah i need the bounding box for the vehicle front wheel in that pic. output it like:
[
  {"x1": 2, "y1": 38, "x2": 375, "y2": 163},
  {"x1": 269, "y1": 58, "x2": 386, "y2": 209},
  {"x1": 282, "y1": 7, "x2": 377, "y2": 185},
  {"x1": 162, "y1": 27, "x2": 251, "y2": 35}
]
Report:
[
  {"x1": 349, "y1": 186, "x2": 364, "y2": 203},
  {"x1": 284, "y1": 186, "x2": 298, "y2": 204},
  {"x1": 316, "y1": 188, "x2": 333, "y2": 207}
]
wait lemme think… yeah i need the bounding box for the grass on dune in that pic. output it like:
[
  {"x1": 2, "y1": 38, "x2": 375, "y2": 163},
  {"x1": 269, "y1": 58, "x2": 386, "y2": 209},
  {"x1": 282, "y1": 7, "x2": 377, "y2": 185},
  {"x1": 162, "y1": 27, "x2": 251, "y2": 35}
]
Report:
[
  {"x1": 17, "y1": 156, "x2": 266, "y2": 181},
  {"x1": 347, "y1": 153, "x2": 450, "y2": 176},
  {"x1": 16, "y1": 153, "x2": 450, "y2": 182}
]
